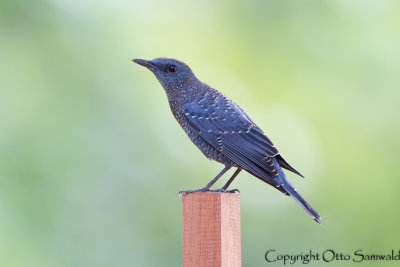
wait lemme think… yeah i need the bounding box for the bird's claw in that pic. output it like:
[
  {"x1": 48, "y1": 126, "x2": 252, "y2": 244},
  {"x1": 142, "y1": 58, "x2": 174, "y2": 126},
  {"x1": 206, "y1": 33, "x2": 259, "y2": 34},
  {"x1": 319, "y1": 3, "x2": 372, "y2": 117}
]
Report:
[
  {"x1": 217, "y1": 188, "x2": 240, "y2": 193},
  {"x1": 179, "y1": 189, "x2": 208, "y2": 195},
  {"x1": 179, "y1": 188, "x2": 240, "y2": 195},
  {"x1": 229, "y1": 188, "x2": 240, "y2": 193},
  {"x1": 207, "y1": 188, "x2": 240, "y2": 193}
]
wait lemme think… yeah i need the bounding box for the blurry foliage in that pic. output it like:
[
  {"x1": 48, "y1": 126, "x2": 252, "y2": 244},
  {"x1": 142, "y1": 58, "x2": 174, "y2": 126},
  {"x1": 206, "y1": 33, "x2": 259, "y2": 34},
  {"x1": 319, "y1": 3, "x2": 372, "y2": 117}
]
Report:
[{"x1": 1, "y1": 0, "x2": 400, "y2": 266}]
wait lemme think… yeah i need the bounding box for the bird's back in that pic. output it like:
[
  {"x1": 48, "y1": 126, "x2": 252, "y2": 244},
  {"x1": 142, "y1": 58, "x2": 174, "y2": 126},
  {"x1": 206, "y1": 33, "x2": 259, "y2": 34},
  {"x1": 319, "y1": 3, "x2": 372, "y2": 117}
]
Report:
[
  {"x1": 172, "y1": 85, "x2": 236, "y2": 165},
  {"x1": 173, "y1": 84, "x2": 280, "y2": 180}
]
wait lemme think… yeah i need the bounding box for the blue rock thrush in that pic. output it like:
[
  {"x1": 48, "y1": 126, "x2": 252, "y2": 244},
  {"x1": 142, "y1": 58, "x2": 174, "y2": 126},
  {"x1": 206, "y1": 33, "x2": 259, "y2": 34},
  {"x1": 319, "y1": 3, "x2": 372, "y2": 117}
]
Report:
[{"x1": 132, "y1": 57, "x2": 321, "y2": 223}]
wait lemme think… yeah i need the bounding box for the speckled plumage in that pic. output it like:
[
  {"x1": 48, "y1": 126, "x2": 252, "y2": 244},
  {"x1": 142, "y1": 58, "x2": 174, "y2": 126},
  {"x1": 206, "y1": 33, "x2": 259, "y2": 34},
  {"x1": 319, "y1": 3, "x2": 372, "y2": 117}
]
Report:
[{"x1": 133, "y1": 57, "x2": 321, "y2": 223}]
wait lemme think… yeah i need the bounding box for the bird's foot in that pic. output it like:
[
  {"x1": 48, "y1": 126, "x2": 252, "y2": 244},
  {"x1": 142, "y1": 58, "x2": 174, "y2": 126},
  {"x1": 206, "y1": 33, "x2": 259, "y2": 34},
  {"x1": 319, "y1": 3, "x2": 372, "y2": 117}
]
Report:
[
  {"x1": 179, "y1": 188, "x2": 209, "y2": 195},
  {"x1": 179, "y1": 188, "x2": 240, "y2": 195},
  {"x1": 210, "y1": 188, "x2": 240, "y2": 193}
]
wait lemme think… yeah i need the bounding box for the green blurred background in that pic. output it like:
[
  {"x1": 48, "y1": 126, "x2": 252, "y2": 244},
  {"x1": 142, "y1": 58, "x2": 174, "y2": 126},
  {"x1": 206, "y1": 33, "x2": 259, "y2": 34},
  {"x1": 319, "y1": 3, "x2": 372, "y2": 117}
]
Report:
[{"x1": 1, "y1": 0, "x2": 400, "y2": 266}]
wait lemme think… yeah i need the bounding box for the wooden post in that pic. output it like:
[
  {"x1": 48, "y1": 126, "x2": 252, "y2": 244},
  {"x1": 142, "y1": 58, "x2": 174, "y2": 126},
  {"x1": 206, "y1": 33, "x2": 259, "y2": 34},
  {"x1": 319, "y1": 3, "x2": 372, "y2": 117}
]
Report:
[{"x1": 181, "y1": 192, "x2": 241, "y2": 267}]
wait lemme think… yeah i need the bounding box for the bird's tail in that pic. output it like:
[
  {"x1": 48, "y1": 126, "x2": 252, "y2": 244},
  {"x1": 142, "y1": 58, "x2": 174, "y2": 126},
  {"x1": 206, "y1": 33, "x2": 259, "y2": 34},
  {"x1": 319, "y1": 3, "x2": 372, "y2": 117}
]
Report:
[{"x1": 274, "y1": 160, "x2": 322, "y2": 223}]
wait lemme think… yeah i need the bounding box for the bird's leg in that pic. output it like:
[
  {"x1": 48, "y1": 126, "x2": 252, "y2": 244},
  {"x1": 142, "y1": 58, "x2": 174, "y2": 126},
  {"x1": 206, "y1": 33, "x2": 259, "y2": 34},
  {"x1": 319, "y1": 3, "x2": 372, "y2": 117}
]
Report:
[
  {"x1": 209, "y1": 168, "x2": 242, "y2": 193},
  {"x1": 223, "y1": 168, "x2": 241, "y2": 190},
  {"x1": 179, "y1": 165, "x2": 231, "y2": 194}
]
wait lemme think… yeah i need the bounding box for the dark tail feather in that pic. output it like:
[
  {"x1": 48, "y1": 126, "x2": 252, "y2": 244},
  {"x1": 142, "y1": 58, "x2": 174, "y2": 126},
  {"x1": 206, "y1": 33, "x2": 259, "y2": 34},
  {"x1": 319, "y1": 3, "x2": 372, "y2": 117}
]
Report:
[
  {"x1": 274, "y1": 160, "x2": 321, "y2": 223},
  {"x1": 281, "y1": 179, "x2": 321, "y2": 223},
  {"x1": 275, "y1": 154, "x2": 304, "y2": 178}
]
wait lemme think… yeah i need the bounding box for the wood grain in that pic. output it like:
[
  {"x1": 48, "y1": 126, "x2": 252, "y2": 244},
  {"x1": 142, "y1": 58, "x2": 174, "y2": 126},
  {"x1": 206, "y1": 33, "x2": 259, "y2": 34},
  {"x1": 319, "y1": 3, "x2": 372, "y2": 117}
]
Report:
[{"x1": 182, "y1": 192, "x2": 241, "y2": 267}]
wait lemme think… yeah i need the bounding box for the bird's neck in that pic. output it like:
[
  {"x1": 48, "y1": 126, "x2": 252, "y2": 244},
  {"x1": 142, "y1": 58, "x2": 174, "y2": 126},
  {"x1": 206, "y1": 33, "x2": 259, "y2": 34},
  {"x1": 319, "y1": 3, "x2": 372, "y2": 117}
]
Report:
[{"x1": 164, "y1": 78, "x2": 208, "y2": 120}]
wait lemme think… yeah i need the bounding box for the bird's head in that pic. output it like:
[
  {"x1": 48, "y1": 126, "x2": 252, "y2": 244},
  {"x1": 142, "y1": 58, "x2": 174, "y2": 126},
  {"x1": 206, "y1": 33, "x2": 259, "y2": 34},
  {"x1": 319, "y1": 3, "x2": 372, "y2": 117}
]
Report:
[{"x1": 132, "y1": 57, "x2": 198, "y2": 94}]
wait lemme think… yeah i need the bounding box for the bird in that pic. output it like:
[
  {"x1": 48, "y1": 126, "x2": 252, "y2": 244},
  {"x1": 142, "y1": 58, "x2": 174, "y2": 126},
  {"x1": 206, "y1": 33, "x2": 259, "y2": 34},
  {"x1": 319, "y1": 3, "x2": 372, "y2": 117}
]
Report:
[{"x1": 132, "y1": 57, "x2": 321, "y2": 223}]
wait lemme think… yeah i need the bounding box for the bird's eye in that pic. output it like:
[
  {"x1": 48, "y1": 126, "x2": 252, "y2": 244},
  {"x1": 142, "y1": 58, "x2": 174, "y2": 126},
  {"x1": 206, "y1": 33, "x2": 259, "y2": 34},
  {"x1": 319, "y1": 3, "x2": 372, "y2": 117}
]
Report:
[{"x1": 167, "y1": 64, "x2": 177, "y2": 73}]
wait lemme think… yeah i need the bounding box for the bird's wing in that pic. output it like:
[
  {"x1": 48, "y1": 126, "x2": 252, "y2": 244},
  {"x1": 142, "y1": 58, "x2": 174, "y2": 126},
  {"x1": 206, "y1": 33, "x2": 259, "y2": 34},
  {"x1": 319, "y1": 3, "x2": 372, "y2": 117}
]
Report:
[{"x1": 183, "y1": 100, "x2": 280, "y2": 178}]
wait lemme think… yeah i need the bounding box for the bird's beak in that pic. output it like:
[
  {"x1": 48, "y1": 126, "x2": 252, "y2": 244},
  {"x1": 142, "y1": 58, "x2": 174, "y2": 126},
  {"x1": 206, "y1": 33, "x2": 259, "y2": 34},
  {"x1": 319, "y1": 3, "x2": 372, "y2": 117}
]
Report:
[{"x1": 131, "y1": 58, "x2": 156, "y2": 70}]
